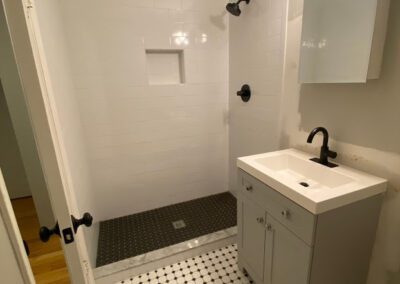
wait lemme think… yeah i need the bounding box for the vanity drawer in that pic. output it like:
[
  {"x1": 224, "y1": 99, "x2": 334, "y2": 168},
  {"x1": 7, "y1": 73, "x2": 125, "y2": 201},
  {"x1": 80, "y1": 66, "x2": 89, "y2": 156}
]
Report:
[{"x1": 239, "y1": 169, "x2": 316, "y2": 245}]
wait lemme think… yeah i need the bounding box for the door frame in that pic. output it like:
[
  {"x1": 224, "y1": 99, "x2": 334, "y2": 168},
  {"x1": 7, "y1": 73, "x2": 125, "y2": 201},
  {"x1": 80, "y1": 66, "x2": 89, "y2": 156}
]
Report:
[
  {"x1": 1, "y1": 0, "x2": 94, "y2": 282},
  {"x1": 0, "y1": 168, "x2": 35, "y2": 284}
]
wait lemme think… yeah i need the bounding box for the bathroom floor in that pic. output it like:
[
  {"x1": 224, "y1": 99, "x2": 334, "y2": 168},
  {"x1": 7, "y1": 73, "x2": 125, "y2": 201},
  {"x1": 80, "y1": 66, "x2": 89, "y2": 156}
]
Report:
[
  {"x1": 96, "y1": 192, "x2": 237, "y2": 267},
  {"x1": 116, "y1": 244, "x2": 253, "y2": 284}
]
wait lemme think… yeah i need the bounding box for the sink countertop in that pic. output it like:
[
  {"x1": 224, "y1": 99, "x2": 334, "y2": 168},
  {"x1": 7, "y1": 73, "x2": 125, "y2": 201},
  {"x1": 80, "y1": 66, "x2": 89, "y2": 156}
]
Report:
[{"x1": 237, "y1": 148, "x2": 387, "y2": 214}]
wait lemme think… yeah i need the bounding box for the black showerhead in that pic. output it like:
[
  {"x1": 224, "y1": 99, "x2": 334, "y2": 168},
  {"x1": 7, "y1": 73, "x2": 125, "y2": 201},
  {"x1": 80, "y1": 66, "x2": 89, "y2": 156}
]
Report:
[
  {"x1": 226, "y1": 0, "x2": 250, "y2": 17},
  {"x1": 226, "y1": 3, "x2": 241, "y2": 16}
]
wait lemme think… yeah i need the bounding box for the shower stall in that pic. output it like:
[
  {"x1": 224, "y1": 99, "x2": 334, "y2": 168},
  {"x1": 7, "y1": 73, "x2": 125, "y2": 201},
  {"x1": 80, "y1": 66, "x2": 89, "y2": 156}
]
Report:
[{"x1": 33, "y1": 0, "x2": 233, "y2": 279}]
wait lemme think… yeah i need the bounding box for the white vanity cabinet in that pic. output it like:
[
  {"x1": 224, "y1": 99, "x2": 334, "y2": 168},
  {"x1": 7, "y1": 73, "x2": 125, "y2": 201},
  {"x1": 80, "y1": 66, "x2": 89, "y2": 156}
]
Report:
[{"x1": 237, "y1": 169, "x2": 383, "y2": 284}]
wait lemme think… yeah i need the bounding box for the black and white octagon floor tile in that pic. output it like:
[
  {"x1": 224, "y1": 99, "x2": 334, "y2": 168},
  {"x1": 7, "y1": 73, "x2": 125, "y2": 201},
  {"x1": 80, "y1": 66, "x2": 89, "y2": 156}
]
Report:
[{"x1": 116, "y1": 244, "x2": 253, "y2": 284}]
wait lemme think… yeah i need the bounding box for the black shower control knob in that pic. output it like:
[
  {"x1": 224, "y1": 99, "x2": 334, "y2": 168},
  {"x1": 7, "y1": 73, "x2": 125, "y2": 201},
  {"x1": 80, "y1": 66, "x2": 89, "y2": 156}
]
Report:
[
  {"x1": 71, "y1": 212, "x2": 93, "y2": 233},
  {"x1": 39, "y1": 222, "x2": 61, "y2": 242},
  {"x1": 237, "y1": 84, "x2": 251, "y2": 102}
]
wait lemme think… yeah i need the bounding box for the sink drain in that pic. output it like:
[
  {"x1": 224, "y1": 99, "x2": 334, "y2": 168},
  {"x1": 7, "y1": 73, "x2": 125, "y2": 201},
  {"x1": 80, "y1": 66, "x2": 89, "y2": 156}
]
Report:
[{"x1": 299, "y1": 182, "x2": 309, "y2": 187}]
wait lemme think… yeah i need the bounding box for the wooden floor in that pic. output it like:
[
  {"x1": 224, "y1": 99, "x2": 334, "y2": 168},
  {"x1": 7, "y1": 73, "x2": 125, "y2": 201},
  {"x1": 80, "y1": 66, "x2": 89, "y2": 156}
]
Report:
[{"x1": 11, "y1": 197, "x2": 70, "y2": 284}]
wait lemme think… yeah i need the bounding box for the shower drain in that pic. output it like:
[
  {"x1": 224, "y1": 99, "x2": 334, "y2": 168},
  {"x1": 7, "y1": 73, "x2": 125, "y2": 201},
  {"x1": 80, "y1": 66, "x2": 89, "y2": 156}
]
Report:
[{"x1": 172, "y1": 220, "x2": 186, "y2": 229}]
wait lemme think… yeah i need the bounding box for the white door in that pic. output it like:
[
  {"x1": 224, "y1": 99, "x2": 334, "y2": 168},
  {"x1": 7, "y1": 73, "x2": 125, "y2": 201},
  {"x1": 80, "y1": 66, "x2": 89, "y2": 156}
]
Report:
[
  {"x1": 1, "y1": 0, "x2": 94, "y2": 283},
  {"x1": 0, "y1": 169, "x2": 35, "y2": 284}
]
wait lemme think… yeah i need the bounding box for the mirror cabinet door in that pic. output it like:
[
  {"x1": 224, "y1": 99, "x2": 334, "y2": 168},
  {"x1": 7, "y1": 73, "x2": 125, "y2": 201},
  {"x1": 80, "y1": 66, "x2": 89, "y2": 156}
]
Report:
[{"x1": 299, "y1": 0, "x2": 379, "y2": 83}]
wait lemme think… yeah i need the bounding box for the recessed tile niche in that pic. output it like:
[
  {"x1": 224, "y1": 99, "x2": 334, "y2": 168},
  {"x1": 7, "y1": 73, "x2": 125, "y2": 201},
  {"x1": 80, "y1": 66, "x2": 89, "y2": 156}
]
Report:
[{"x1": 146, "y1": 49, "x2": 185, "y2": 85}]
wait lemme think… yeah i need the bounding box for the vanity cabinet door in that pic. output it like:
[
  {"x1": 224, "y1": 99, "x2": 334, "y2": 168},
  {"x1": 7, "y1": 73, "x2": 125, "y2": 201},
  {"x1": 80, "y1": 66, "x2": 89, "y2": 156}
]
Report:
[
  {"x1": 240, "y1": 196, "x2": 266, "y2": 281},
  {"x1": 264, "y1": 215, "x2": 312, "y2": 284}
]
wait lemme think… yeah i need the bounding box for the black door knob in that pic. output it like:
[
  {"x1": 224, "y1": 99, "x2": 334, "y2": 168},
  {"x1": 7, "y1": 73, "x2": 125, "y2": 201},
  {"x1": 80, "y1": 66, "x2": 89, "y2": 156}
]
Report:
[
  {"x1": 237, "y1": 84, "x2": 251, "y2": 102},
  {"x1": 39, "y1": 222, "x2": 60, "y2": 242},
  {"x1": 71, "y1": 212, "x2": 93, "y2": 233}
]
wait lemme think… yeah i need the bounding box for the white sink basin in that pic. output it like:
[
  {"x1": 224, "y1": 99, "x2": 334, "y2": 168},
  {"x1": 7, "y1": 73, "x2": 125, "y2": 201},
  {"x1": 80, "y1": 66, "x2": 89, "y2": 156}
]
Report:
[{"x1": 237, "y1": 149, "x2": 387, "y2": 214}]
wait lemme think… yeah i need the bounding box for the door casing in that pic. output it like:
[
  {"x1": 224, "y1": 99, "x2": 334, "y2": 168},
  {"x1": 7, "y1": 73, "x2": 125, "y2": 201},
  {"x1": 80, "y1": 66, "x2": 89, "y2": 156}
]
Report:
[{"x1": 0, "y1": 168, "x2": 35, "y2": 284}]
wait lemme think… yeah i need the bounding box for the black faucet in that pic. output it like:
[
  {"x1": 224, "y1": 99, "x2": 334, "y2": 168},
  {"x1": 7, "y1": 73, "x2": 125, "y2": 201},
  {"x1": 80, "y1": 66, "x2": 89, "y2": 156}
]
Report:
[{"x1": 307, "y1": 127, "x2": 338, "y2": 168}]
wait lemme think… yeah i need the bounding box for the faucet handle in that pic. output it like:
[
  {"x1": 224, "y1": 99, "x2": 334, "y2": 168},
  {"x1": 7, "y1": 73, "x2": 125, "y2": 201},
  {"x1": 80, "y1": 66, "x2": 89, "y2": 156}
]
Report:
[{"x1": 328, "y1": 150, "x2": 337, "y2": 159}]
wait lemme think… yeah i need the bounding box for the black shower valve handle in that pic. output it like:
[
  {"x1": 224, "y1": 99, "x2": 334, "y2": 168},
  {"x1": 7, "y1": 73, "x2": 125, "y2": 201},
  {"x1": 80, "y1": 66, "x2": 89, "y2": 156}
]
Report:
[{"x1": 237, "y1": 84, "x2": 251, "y2": 102}]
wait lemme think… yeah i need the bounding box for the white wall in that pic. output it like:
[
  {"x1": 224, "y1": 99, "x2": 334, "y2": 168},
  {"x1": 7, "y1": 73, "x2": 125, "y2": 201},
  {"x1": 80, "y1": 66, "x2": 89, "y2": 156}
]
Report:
[
  {"x1": 0, "y1": 82, "x2": 30, "y2": 199},
  {"x1": 229, "y1": 0, "x2": 287, "y2": 192},
  {"x1": 281, "y1": 0, "x2": 400, "y2": 282}
]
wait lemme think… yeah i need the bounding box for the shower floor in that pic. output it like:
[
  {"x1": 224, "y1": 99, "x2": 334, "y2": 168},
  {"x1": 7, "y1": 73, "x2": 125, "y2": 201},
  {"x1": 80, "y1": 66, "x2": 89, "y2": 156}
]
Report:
[{"x1": 96, "y1": 192, "x2": 237, "y2": 267}]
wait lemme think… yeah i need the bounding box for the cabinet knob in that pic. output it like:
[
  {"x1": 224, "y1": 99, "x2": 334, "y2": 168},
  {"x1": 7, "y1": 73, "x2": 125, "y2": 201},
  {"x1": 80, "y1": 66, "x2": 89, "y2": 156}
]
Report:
[
  {"x1": 256, "y1": 217, "x2": 264, "y2": 224},
  {"x1": 281, "y1": 209, "x2": 290, "y2": 218},
  {"x1": 245, "y1": 185, "x2": 253, "y2": 192},
  {"x1": 266, "y1": 223, "x2": 272, "y2": 231}
]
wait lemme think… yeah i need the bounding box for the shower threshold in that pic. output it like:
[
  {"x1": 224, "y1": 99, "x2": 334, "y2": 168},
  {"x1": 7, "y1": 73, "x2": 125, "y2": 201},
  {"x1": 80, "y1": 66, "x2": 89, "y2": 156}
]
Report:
[{"x1": 95, "y1": 192, "x2": 237, "y2": 270}]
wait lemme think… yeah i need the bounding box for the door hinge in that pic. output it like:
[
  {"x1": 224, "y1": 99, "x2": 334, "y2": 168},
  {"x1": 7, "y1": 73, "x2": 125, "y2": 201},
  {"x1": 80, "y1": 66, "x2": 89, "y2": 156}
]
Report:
[
  {"x1": 83, "y1": 260, "x2": 90, "y2": 280},
  {"x1": 25, "y1": 0, "x2": 34, "y2": 18}
]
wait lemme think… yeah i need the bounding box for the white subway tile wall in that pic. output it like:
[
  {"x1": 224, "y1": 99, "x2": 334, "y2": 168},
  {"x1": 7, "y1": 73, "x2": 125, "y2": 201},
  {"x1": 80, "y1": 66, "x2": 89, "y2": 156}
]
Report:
[
  {"x1": 229, "y1": 0, "x2": 288, "y2": 192},
  {"x1": 49, "y1": 0, "x2": 229, "y2": 221}
]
